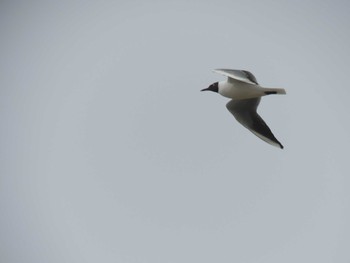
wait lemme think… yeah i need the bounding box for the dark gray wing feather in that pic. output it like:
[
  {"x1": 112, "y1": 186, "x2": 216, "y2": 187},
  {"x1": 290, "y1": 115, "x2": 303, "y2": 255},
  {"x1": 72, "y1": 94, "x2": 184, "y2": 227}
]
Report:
[
  {"x1": 226, "y1": 98, "x2": 284, "y2": 149},
  {"x1": 241, "y1": 70, "x2": 258, "y2": 84}
]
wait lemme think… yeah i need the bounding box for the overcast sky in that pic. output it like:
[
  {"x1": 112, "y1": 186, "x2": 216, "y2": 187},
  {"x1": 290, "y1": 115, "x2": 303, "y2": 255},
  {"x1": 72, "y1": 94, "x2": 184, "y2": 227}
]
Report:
[{"x1": 1, "y1": 1, "x2": 350, "y2": 262}]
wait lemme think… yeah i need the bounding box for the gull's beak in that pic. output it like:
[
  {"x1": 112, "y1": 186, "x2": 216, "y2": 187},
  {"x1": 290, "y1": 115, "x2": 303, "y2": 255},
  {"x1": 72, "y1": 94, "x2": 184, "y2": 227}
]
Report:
[{"x1": 201, "y1": 82, "x2": 219, "y2": 93}]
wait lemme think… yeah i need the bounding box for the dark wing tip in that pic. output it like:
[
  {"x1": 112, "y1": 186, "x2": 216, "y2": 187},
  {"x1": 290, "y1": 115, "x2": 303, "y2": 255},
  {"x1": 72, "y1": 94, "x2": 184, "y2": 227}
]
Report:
[{"x1": 242, "y1": 70, "x2": 258, "y2": 85}]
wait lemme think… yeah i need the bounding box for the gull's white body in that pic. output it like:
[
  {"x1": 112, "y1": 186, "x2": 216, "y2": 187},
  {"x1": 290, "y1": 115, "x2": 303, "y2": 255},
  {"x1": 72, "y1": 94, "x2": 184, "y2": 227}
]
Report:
[
  {"x1": 214, "y1": 69, "x2": 286, "y2": 100},
  {"x1": 218, "y1": 81, "x2": 266, "y2": 99}
]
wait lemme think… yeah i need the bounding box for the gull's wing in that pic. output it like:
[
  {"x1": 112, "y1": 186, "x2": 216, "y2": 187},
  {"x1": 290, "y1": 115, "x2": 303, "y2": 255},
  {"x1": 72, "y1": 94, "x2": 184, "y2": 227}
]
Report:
[
  {"x1": 214, "y1": 69, "x2": 259, "y2": 85},
  {"x1": 226, "y1": 98, "x2": 284, "y2": 149}
]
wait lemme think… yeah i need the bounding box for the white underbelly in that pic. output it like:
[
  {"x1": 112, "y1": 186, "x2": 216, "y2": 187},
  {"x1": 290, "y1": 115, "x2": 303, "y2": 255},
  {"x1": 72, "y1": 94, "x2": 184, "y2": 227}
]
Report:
[{"x1": 219, "y1": 82, "x2": 265, "y2": 100}]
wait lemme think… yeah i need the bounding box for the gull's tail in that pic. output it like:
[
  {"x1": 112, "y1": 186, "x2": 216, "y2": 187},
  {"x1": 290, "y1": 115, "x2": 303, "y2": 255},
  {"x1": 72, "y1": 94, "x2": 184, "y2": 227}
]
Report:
[{"x1": 263, "y1": 87, "x2": 286, "y2": 95}]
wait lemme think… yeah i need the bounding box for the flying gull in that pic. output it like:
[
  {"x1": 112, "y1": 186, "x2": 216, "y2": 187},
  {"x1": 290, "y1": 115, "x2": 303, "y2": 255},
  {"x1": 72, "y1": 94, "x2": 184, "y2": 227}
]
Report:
[{"x1": 201, "y1": 69, "x2": 286, "y2": 149}]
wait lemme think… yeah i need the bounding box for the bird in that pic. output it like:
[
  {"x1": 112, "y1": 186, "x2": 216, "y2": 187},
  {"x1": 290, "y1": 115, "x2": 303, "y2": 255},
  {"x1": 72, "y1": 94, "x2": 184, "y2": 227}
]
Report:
[{"x1": 201, "y1": 69, "x2": 286, "y2": 149}]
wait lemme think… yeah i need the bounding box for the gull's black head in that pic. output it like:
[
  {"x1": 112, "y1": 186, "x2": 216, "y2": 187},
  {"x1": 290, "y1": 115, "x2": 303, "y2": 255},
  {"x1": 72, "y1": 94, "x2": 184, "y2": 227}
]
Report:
[{"x1": 201, "y1": 82, "x2": 218, "y2": 93}]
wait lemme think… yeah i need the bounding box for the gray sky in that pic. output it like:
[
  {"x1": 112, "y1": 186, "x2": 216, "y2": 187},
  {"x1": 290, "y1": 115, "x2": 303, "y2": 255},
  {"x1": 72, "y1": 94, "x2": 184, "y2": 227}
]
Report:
[{"x1": 1, "y1": 1, "x2": 350, "y2": 262}]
